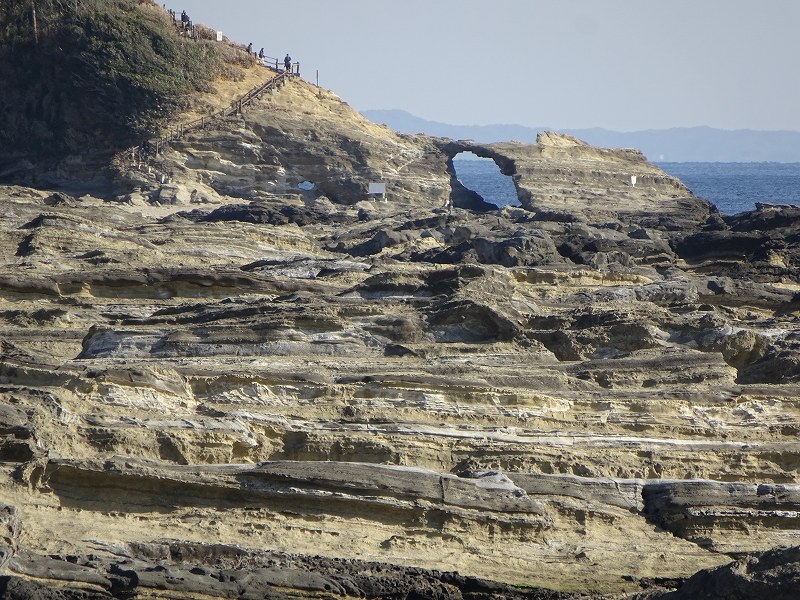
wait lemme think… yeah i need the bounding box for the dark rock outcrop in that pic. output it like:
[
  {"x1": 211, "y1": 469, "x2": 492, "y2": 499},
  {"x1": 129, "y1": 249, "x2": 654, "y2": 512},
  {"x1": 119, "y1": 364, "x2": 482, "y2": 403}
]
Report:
[{"x1": 647, "y1": 547, "x2": 800, "y2": 600}]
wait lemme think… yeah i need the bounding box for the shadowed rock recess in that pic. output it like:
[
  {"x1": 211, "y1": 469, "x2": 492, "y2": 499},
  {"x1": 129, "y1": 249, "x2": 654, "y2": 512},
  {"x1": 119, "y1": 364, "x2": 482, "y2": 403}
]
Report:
[{"x1": 1, "y1": 5, "x2": 800, "y2": 600}]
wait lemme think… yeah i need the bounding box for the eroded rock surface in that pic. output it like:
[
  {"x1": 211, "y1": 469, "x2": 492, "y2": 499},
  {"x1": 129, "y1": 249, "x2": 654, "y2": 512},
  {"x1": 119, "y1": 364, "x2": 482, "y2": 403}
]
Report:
[
  {"x1": 0, "y1": 76, "x2": 798, "y2": 599},
  {"x1": 638, "y1": 546, "x2": 800, "y2": 600}
]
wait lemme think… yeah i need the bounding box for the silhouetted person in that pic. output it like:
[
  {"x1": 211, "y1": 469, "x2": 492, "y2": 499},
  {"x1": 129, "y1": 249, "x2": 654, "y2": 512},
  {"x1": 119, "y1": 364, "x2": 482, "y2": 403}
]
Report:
[
  {"x1": 259, "y1": 48, "x2": 265, "y2": 59},
  {"x1": 284, "y1": 54, "x2": 292, "y2": 72},
  {"x1": 181, "y1": 10, "x2": 188, "y2": 29},
  {"x1": 247, "y1": 42, "x2": 253, "y2": 54}
]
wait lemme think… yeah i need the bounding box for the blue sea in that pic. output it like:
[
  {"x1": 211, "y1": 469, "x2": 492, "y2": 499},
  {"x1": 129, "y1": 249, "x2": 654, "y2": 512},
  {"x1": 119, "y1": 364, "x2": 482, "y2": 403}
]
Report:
[
  {"x1": 656, "y1": 162, "x2": 800, "y2": 215},
  {"x1": 452, "y1": 157, "x2": 520, "y2": 208},
  {"x1": 452, "y1": 157, "x2": 800, "y2": 215}
]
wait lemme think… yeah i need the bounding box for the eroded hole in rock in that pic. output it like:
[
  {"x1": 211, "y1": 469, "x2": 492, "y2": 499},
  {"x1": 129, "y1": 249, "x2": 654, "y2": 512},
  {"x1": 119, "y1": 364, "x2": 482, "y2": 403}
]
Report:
[
  {"x1": 297, "y1": 181, "x2": 316, "y2": 191},
  {"x1": 452, "y1": 152, "x2": 519, "y2": 207}
]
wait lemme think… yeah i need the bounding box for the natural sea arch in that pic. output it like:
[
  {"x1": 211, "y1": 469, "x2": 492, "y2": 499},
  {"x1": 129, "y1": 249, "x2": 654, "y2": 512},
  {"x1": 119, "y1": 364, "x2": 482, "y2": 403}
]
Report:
[{"x1": 451, "y1": 152, "x2": 520, "y2": 209}]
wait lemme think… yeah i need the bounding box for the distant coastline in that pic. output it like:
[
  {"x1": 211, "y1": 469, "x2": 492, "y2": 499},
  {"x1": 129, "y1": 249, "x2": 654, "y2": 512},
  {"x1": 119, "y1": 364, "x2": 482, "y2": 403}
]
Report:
[{"x1": 363, "y1": 109, "x2": 800, "y2": 163}]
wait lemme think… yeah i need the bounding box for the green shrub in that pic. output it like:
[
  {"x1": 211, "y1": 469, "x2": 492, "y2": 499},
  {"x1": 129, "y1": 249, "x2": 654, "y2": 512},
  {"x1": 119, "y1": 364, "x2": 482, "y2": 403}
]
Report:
[{"x1": 0, "y1": 0, "x2": 237, "y2": 161}]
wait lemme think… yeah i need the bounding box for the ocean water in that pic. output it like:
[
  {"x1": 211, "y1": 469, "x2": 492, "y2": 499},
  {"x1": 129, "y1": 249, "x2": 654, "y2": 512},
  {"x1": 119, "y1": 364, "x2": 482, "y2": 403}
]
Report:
[
  {"x1": 656, "y1": 162, "x2": 800, "y2": 215},
  {"x1": 452, "y1": 157, "x2": 800, "y2": 215},
  {"x1": 452, "y1": 156, "x2": 520, "y2": 208}
]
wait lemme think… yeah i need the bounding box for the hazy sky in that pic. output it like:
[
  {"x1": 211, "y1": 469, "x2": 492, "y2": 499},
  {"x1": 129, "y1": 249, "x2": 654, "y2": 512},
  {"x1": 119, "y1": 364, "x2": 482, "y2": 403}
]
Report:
[{"x1": 164, "y1": 1, "x2": 800, "y2": 132}]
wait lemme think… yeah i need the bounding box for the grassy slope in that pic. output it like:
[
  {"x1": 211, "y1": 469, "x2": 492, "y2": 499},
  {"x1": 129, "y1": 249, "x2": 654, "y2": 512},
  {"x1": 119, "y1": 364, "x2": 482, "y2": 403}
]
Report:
[{"x1": 0, "y1": 0, "x2": 253, "y2": 163}]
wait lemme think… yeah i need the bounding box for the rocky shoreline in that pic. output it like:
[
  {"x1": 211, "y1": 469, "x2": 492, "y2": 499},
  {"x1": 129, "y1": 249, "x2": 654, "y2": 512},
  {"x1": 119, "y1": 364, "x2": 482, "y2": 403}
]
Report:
[{"x1": 0, "y1": 65, "x2": 799, "y2": 599}]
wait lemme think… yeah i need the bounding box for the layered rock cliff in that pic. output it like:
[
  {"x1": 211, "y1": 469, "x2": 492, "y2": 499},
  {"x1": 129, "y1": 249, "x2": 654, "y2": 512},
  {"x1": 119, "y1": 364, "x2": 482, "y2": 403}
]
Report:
[{"x1": 1, "y1": 5, "x2": 799, "y2": 599}]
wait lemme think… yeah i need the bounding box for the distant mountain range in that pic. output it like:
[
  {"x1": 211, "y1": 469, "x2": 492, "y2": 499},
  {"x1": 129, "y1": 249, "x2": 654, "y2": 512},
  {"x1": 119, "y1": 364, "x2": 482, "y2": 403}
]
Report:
[{"x1": 361, "y1": 109, "x2": 800, "y2": 163}]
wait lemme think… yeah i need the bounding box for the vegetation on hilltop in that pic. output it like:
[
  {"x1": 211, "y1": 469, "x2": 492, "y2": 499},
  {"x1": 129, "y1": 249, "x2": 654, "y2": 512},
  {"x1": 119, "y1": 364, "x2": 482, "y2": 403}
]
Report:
[{"x1": 0, "y1": 0, "x2": 252, "y2": 164}]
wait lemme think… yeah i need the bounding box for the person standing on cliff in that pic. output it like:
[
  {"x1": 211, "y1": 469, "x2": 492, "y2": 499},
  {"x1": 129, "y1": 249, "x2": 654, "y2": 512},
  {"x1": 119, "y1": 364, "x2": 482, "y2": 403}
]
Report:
[{"x1": 284, "y1": 54, "x2": 292, "y2": 73}]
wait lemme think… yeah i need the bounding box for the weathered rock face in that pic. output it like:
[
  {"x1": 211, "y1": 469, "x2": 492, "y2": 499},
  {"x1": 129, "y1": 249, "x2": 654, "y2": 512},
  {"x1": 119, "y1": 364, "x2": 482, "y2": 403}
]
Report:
[
  {"x1": 114, "y1": 79, "x2": 714, "y2": 229},
  {"x1": 438, "y1": 134, "x2": 711, "y2": 230},
  {"x1": 0, "y1": 539, "x2": 582, "y2": 600},
  {"x1": 0, "y1": 78, "x2": 798, "y2": 599},
  {"x1": 120, "y1": 80, "x2": 455, "y2": 209},
  {"x1": 640, "y1": 546, "x2": 800, "y2": 600}
]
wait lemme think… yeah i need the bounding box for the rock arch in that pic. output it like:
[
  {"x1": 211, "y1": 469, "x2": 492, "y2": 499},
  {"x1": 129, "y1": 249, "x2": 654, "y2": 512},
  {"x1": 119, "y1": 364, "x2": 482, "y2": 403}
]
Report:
[{"x1": 440, "y1": 141, "x2": 522, "y2": 211}]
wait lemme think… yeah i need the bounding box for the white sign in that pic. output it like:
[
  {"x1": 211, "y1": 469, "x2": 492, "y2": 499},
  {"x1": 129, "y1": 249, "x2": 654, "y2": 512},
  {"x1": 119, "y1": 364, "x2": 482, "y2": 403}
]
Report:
[
  {"x1": 630, "y1": 175, "x2": 637, "y2": 187},
  {"x1": 216, "y1": 31, "x2": 223, "y2": 42},
  {"x1": 368, "y1": 182, "x2": 387, "y2": 195}
]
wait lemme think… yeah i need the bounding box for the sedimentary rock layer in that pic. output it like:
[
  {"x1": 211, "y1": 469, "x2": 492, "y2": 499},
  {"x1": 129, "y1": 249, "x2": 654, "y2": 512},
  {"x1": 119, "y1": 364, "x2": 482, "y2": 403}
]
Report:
[{"x1": 0, "y1": 76, "x2": 798, "y2": 598}]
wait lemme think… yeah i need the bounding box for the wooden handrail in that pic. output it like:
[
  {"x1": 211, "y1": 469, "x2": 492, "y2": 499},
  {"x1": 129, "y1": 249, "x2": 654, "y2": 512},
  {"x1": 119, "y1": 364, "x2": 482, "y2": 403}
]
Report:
[
  {"x1": 116, "y1": 68, "x2": 294, "y2": 183},
  {"x1": 114, "y1": 7, "x2": 303, "y2": 178}
]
